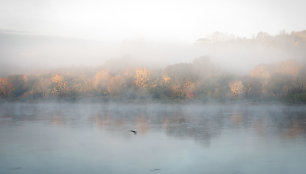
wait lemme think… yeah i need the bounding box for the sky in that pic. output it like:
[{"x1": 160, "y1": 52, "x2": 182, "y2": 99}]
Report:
[
  {"x1": 0, "y1": 0, "x2": 306, "y2": 42},
  {"x1": 0, "y1": 0, "x2": 306, "y2": 76}
]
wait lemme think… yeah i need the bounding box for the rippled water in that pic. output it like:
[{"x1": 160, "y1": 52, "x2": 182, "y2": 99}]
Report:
[{"x1": 0, "y1": 103, "x2": 306, "y2": 174}]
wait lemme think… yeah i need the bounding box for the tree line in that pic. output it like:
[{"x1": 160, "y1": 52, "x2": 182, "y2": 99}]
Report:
[{"x1": 0, "y1": 57, "x2": 305, "y2": 103}]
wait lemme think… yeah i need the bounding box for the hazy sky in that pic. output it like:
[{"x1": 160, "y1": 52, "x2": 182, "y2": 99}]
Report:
[{"x1": 0, "y1": 0, "x2": 305, "y2": 42}]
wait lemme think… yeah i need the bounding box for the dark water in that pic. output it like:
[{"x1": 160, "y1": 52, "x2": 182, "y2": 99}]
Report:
[{"x1": 0, "y1": 103, "x2": 306, "y2": 174}]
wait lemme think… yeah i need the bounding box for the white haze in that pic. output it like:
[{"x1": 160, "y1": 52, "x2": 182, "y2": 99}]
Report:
[
  {"x1": 1, "y1": 31, "x2": 306, "y2": 76},
  {"x1": 1, "y1": 0, "x2": 306, "y2": 41},
  {"x1": 0, "y1": 0, "x2": 306, "y2": 75}
]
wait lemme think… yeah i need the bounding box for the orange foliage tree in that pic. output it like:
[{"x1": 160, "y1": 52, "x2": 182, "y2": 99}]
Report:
[
  {"x1": 229, "y1": 80, "x2": 245, "y2": 96},
  {"x1": 51, "y1": 74, "x2": 68, "y2": 96},
  {"x1": 135, "y1": 68, "x2": 150, "y2": 88}
]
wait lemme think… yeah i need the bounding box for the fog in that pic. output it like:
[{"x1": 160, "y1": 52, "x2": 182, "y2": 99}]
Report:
[
  {"x1": 1, "y1": 0, "x2": 306, "y2": 40},
  {"x1": 0, "y1": 31, "x2": 203, "y2": 75},
  {"x1": 1, "y1": 0, "x2": 306, "y2": 76},
  {"x1": 1, "y1": 102, "x2": 306, "y2": 174},
  {"x1": 1, "y1": 30, "x2": 306, "y2": 76},
  {"x1": 1, "y1": 1, "x2": 306, "y2": 173}
]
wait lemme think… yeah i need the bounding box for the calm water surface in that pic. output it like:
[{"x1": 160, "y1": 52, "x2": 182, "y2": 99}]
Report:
[{"x1": 0, "y1": 103, "x2": 306, "y2": 174}]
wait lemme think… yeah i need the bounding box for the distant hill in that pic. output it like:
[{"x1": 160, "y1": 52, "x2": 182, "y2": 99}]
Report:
[
  {"x1": 196, "y1": 30, "x2": 306, "y2": 49},
  {"x1": 195, "y1": 31, "x2": 306, "y2": 73},
  {"x1": 1, "y1": 30, "x2": 306, "y2": 77}
]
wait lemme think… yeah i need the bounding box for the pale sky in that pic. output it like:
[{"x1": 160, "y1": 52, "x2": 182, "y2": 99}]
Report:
[{"x1": 0, "y1": 0, "x2": 305, "y2": 41}]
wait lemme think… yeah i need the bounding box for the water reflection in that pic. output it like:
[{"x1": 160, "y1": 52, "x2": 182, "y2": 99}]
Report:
[
  {"x1": 0, "y1": 103, "x2": 306, "y2": 174},
  {"x1": 1, "y1": 103, "x2": 306, "y2": 141}
]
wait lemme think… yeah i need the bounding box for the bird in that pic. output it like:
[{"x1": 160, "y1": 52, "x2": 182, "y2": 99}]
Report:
[{"x1": 129, "y1": 130, "x2": 137, "y2": 135}]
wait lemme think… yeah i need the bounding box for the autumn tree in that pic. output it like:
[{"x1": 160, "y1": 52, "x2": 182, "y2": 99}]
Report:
[
  {"x1": 229, "y1": 80, "x2": 245, "y2": 97},
  {"x1": 250, "y1": 64, "x2": 271, "y2": 79},
  {"x1": 29, "y1": 76, "x2": 52, "y2": 98},
  {"x1": 51, "y1": 74, "x2": 68, "y2": 97},
  {"x1": 0, "y1": 78, "x2": 13, "y2": 98},
  {"x1": 135, "y1": 68, "x2": 150, "y2": 88}
]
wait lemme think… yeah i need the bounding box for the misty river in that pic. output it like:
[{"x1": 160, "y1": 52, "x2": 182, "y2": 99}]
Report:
[{"x1": 0, "y1": 103, "x2": 306, "y2": 174}]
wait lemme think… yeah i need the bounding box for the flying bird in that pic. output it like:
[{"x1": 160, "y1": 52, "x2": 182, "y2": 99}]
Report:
[{"x1": 129, "y1": 130, "x2": 137, "y2": 135}]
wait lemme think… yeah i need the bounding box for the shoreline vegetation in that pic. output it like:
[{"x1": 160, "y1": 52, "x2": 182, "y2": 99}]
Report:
[{"x1": 1, "y1": 57, "x2": 306, "y2": 104}]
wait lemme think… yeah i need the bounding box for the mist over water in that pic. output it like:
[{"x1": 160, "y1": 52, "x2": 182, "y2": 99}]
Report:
[
  {"x1": 1, "y1": 0, "x2": 306, "y2": 173},
  {"x1": 0, "y1": 103, "x2": 306, "y2": 174}
]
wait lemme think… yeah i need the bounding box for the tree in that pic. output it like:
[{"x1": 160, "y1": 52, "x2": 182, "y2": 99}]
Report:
[
  {"x1": 107, "y1": 75, "x2": 125, "y2": 97},
  {"x1": 229, "y1": 80, "x2": 245, "y2": 96},
  {"x1": 94, "y1": 70, "x2": 111, "y2": 95},
  {"x1": 51, "y1": 74, "x2": 68, "y2": 97},
  {"x1": 0, "y1": 78, "x2": 13, "y2": 98},
  {"x1": 135, "y1": 68, "x2": 150, "y2": 88},
  {"x1": 7, "y1": 75, "x2": 30, "y2": 98}
]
